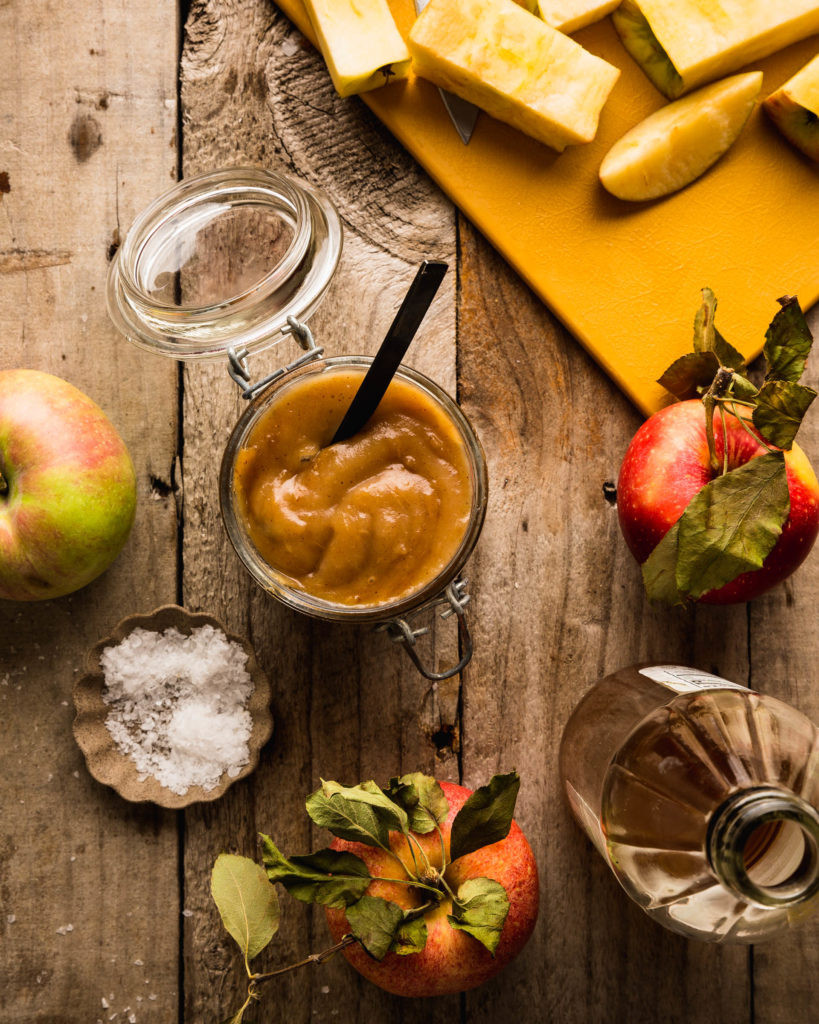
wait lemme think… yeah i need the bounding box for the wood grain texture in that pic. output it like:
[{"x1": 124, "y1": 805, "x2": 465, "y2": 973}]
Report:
[
  {"x1": 456, "y1": 222, "x2": 751, "y2": 1024},
  {"x1": 746, "y1": 307, "x2": 819, "y2": 1024},
  {"x1": 179, "y1": 3, "x2": 463, "y2": 1020},
  {"x1": 0, "y1": 0, "x2": 180, "y2": 1021},
  {"x1": 4, "y1": 0, "x2": 819, "y2": 1019}
]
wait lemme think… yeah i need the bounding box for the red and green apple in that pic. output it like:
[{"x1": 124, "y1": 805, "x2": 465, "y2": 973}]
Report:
[
  {"x1": 324, "y1": 780, "x2": 539, "y2": 997},
  {"x1": 617, "y1": 400, "x2": 819, "y2": 603},
  {"x1": 0, "y1": 369, "x2": 137, "y2": 601}
]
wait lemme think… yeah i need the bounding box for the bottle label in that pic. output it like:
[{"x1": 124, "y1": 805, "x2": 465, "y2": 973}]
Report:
[{"x1": 639, "y1": 664, "x2": 749, "y2": 694}]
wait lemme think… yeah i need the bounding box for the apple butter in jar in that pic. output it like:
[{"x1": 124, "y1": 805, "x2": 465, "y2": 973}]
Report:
[{"x1": 220, "y1": 356, "x2": 487, "y2": 654}]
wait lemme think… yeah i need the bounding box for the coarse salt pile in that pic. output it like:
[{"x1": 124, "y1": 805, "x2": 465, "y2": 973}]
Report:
[{"x1": 101, "y1": 624, "x2": 254, "y2": 795}]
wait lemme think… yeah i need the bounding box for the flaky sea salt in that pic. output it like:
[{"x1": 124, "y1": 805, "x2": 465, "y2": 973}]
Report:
[{"x1": 101, "y1": 625, "x2": 254, "y2": 795}]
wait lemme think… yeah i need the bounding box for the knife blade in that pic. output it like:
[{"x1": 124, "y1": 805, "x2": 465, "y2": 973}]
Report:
[{"x1": 412, "y1": 0, "x2": 479, "y2": 144}]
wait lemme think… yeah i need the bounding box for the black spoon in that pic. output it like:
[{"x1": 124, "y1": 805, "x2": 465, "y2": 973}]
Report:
[{"x1": 329, "y1": 260, "x2": 448, "y2": 446}]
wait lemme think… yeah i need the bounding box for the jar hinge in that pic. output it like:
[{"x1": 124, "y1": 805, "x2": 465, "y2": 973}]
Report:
[
  {"x1": 227, "y1": 316, "x2": 324, "y2": 400},
  {"x1": 377, "y1": 578, "x2": 473, "y2": 681}
]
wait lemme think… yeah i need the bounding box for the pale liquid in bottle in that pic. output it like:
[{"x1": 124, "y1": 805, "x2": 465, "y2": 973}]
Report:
[{"x1": 560, "y1": 665, "x2": 819, "y2": 942}]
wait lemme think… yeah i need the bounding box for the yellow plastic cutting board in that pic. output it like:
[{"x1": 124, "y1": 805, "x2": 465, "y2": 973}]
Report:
[{"x1": 274, "y1": 0, "x2": 819, "y2": 415}]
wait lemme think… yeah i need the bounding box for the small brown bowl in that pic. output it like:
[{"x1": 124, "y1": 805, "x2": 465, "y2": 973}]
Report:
[{"x1": 72, "y1": 604, "x2": 274, "y2": 809}]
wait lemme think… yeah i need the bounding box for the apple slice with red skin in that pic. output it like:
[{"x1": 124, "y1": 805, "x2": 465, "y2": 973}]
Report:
[
  {"x1": 617, "y1": 400, "x2": 819, "y2": 604},
  {"x1": 324, "y1": 780, "x2": 539, "y2": 997}
]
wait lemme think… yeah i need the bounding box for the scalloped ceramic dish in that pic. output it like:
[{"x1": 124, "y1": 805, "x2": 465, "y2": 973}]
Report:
[{"x1": 72, "y1": 604, "x2": 274, "y2": 809}]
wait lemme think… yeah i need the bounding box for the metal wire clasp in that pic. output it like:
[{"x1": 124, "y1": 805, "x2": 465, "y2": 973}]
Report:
[
  {"x1": 226, "y1": 317, "x2": 324, "y2": 400},
  {"x1": 377, "y1": 579, "x2": 473, "y2": 681}
]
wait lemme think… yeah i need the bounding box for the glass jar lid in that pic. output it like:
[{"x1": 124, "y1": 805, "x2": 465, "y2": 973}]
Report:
[{"x1": 106, "y1": 167, "x2": 342, "y2": 360}]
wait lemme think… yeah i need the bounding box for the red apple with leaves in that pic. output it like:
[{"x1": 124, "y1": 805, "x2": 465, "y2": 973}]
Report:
[
  {"x1": 221, "y1": 771, "x2": 540, "y2": 1008},
  {"x1": 322, "y1": 778, "x2": 539, "y2": 997},
  {"x1": 617, "y1": 291, "x2": 819, "y2": 605},
  {"x1": 0, "y1": 369, "x2": 137, "y2": 601}
]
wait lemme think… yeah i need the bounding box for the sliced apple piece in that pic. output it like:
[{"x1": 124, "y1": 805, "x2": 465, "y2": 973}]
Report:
[
  {"x1": 599, "y1": 71, "x2": 762, "y2": 201},
  {"x1": 613, "y1": 0, "x2": 819, "y2": 99},
  {"x1": 302, "y1": 0, "x2": 411, "y2": 98},
  {"x1": 408, "y1": 0, "x2": 620, "y2": 152},
  {"x1": 536, "y1": 0, "x2": 620, "y2": 35},
  {"x1": 764, "y1": 54, "x2": 819, "y2": 162}
]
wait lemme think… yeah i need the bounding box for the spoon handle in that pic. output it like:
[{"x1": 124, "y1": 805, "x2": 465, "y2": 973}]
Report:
[{"x1": 330, "y1": 260, "x2": 448, "y2": 445}]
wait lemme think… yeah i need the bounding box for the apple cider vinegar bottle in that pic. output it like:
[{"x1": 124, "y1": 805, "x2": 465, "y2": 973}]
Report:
[{"x1": 559, "y1": 665, "x2": 819, "y2": 942}]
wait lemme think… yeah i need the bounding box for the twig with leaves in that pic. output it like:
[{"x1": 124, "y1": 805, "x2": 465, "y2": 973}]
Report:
[
  {"x1": 641, "y1": 289, "x2": 816, "y2": 604},
  {"x1": 211, "y1": 771, "x2": 522, "y2": 1022}
]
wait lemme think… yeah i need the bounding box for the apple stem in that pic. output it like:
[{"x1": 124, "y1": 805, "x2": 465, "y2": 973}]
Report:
[
  {"x1": 249, "y1": 934, "x2": 357, "y2": 983},
  {"x1": 437, "y1": 871, "x2": 463, "y2": 908},
  {"x1": 0, "y1": 468, "x2": 7, "y2": 497},
  {"x1": 724, "y1": 402, "x2": 780, "y2": 454},
  {"x1": 719, "y1": 405, "x2": 729, "y2": 476},
  {"x1": 435, "y1": 823, "x2": 448, "y2": 871},
  {"x1": 404, "y1": 834, "x2": 419, "y2": 875},
  {"x1": 703, "y1": 368, "x2": 735, "y2": 475}
]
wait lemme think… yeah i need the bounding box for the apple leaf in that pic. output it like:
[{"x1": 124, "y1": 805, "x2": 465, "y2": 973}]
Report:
[
  {"x1": 211, "y1": 854, "x2": 280, "y2": 963},
  {"x1": 764, "y1": 296, "x2": 813, "y2": 384},
  {"x1": 259, "y1": 835, "x2": 372, "y2": 908},
  {"x1": 306, "y1": 779, "x2": 408, "y2": 848},
  {"x1": 728, "y1": 374, "x2": 759, "y2": 402},
  {"x1": 345, "y1": 895, "x2": 405, "y2": 960},
  {"x1": 676, "y1": 452, "x2": 789, "y2": 599},
  {"x1": 692, "y1": 287, "x2": 745, "y2": 369},
  {"x1": 447, "y1": 878, "x2": 510, "y2": 956},
  {"x1": 752, "y1": 381, "x2": 817, "y2": 450},
  {"x1": 658, "y1": 351, "x2": 720, "y2": 401},
  {"x1": 641, "y1": 521, "x2": 685, "y2": 606},
  {"x1": 385, "y1": 773, "x2": 449, "y2": 834},
  {"x1": 449, "y1": 772, "x2": 520, "y2": 863},
  {"x1": 642, "y1": 452, "x2": 790, "y2": 604},
  {"x1": 390, "y1": 913, "x2": 428, "y2": 956}
]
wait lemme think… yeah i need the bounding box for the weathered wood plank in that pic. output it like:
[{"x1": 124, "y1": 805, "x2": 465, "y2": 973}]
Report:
[
  {"x1": 456, "y1": 223, "x2": 751, "y2": 1024},
  {"x1": 0, "y1": 0, "x2": 180, "y2": 1021},
  {"x1": 748, "y1": 305, "x2": 819, "y2": 1024},
  {"x1": 179, "y1": 3, "x2": 463, "y2": 1020}
]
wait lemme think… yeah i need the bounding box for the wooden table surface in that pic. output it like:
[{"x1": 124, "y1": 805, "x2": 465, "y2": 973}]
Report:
[{"x1": 3, "y1": 1, "x2": 819, "y2": 1021}]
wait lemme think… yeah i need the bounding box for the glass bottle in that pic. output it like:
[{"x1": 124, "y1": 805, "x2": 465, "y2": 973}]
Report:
[{"x1": 559, "y1": 664, "x2": 819, "y2": 943}]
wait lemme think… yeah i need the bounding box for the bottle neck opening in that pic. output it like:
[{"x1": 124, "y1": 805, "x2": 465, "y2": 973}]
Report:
[{"x1": 708, "y1": 787, "x2": 819, "y2": 907}]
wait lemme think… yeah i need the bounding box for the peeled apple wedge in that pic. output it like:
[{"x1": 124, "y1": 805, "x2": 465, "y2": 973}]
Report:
[
  {"x1": 599, "y1": 71, "x2": 762, "y2": 201},
  {"x1": 408, "y1": 0, "x2": 620, "y2": 152},
  {"x1": 764, "y1": 54, "x2": 819, "y2": 162},
  {"x1": 613, "y1": 0, "x2": 819, "y2": 99},
  {"x1": 535, "y1": 0, "x2": 619, "y2": 35},
  {"x1": 301, "y1": 0, "x2": 411, "y2": 97}
]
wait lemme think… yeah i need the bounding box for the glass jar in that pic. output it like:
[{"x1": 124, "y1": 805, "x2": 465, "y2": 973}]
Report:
[
  {"x1": 106, "y1": 167, "x2": 486, "y2": 678},
  {"x1": 220, "y1": 354, "x2": 488, "y2": 676},
  {"x1": 560, "y1": 664, "x2": 819, "y2": 943},
  {"x1": 107, "y1": 166, "x2": 342, "y2": 358}
]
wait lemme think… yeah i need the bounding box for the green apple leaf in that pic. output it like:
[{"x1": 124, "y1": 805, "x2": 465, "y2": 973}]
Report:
[
  {"x1": 764, "y1": 295, "x2": 813, "y2": 384},
  {"x1": 390, "y1": 913, "x2": 428, "y2": 956},
  {"x1": 259, "y1": 835, "x2": 371, "y2": 908},
  {"x1": 692, "y1": 287, "x2": 745, "y2": 369},
  {"x1": 675, "y1": 452, "x2": 789, "y2": 600},
  {"x1": 385, "y1": 773, "x2": 449, "y2": 834},
  {"x1": 449, "y1": 772, "x2": 520, "y2": 863},
  {"x1": 447, "y1": 878, "x2": 510, "y2": 956},
  {"x1": 211, "y1": 854, "x2": 280, "y2": 963},
  {"x1": 657, "y1": 351, "x2": 720, "y2": 400},
  {"x1": 728, "y1": 374, "x2": 759, "y2": 402},
  {"x1": 752, "y1": 381, "x2": 817, "y2": 450},
  {"x1": 641, "y1": 521, "x2": 685, "y2": 606},
  {"x1": 345, "y1": 895, "x2": 405, "y2": 961},
  {"x1": 306, "y1": 779, "x2": 408, "y2": 848}
]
